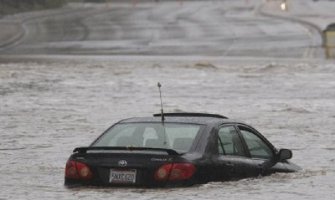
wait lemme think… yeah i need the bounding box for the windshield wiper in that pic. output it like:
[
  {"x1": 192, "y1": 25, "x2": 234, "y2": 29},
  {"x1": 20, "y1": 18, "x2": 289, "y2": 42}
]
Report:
[{"x1": 73, "y1": 146, "x2": 180, "y2": 155}]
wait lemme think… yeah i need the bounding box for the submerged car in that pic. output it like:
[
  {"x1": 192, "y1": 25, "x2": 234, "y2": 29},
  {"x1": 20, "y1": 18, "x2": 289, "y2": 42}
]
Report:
[{"x1": 64, "y1": 113, "x2": 300, "y2": 187}]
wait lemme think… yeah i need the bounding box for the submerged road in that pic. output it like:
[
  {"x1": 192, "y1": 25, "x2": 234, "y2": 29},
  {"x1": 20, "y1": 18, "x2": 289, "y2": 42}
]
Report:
[
  {"x1": 1, "y1": 1, "x2": 335, "y2": 200},
  {"x1": 0, "y1": 0, "x2": 325, "y2": 58}
]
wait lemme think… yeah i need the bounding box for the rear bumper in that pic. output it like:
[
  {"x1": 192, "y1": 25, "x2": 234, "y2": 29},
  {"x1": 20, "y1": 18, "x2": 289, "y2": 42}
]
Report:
[{"x1": 64, "y1": 177, "x2": 195, "y2": 188}]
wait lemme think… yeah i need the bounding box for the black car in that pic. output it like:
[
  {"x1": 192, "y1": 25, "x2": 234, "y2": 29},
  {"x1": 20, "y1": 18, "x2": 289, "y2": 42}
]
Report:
[{"x1": 64, "y1": 113, "x2": 300, "y2": 187}]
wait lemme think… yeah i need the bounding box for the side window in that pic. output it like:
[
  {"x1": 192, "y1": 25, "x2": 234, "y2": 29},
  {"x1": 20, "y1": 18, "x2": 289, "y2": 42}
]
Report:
[
  {"x1": 218, "y1": 126, "x2": 246, "y2": 156},
  {"x1": 238, "y1": 126, "x2": 273, "y2": 159}
]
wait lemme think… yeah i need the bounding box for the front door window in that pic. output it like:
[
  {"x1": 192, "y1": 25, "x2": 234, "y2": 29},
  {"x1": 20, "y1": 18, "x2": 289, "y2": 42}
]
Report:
[{"x1": 238, "y1": 126, "x2": 273, "y2": 159}]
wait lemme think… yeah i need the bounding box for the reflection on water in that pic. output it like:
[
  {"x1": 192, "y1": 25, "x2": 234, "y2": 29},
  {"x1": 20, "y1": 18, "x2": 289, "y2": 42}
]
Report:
[{"x1": 0, "y1": 58, "x2": 335, "y2": 199}]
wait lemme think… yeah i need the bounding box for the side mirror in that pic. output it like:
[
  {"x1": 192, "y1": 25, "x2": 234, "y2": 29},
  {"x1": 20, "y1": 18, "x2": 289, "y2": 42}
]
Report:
[{"x1": 277, "y1": 149, "x2": 292, "y2": 161}]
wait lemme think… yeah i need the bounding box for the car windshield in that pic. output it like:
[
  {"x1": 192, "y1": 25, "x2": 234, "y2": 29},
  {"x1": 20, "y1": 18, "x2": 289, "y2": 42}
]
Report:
[{"x1": 92, "y1": 123, "x2": 202, "y2": 153}]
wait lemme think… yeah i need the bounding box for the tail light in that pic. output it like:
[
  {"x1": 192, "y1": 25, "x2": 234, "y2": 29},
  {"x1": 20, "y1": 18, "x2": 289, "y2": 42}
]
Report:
[
  {"x1": 154, "y1": 163, "x2": 196, "y2": 181},
  {"x1": 65, "y1": 160, "x2": 93, "y2": 180}
]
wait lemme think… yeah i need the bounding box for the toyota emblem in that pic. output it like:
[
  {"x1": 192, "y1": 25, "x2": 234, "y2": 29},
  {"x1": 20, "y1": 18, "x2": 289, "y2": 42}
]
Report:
[{"x1": 118, "y1": 160, "x2": 127, "y2": 167}]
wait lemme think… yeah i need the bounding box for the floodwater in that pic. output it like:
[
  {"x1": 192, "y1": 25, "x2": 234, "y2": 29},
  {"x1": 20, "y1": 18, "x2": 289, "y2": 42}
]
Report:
[{"x1": 1, "y1": 57, "x2": 334, "y2": 199}]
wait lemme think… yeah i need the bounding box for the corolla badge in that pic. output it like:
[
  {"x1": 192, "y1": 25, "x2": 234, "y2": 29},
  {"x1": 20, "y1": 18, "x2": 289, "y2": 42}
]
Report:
[{"x1": 118, "y1": 160, "x2": 128, "y2": 167}]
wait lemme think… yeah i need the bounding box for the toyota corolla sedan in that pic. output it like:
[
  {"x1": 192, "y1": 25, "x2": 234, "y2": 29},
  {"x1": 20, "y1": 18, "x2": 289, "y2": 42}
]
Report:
[{"x1": 64, "y1": 113, "x2": 300, "y2": 187}]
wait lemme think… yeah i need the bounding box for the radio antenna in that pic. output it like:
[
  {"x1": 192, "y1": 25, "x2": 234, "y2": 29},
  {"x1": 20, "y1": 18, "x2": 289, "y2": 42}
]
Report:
[
  {"x1": 157, "y1": 82, "x2": 165, "y2": 122},
  {"x1": 157, "y1": 82, "x2": 167, "y2": 146}
]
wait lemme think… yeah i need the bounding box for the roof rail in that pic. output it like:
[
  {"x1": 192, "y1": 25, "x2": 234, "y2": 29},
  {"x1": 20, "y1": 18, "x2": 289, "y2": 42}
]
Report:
[{"x1": 153, "y1": 113, "x2": 228, "y2": 119}]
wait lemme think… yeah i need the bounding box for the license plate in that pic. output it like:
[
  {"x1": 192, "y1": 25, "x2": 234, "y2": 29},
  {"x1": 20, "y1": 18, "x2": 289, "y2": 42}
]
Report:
[{"x1": 109, "y1": 169, "x2": 137, "y2": 184}]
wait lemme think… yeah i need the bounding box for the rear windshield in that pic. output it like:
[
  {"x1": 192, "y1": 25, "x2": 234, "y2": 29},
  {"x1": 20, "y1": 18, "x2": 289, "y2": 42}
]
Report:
[{"x1": 92, "y1": 123, "x2": 203, "y2": 153}]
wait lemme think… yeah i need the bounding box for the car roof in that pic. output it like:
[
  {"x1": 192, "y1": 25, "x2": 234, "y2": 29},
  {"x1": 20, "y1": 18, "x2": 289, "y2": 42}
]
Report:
[{"x1": 118, "y1": 113, "x2": 239, "y2": 125}]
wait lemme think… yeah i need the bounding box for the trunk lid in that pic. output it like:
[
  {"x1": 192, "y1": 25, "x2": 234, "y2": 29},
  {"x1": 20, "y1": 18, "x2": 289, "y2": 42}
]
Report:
[{"x1": 71, "y1": 147, "x2": 182, "y2": 187}]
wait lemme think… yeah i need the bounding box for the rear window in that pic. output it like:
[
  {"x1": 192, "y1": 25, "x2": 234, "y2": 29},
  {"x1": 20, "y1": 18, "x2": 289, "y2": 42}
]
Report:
[{"x1": 92, "y1": 123, "x2": 202, "y2": 153}]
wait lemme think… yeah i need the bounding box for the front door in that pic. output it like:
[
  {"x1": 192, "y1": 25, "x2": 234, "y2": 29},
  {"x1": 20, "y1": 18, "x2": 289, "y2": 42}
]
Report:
[
  {"x1": 214, "y1": 125, "x2": 258, "y2": 180},
  {"x1": 237, "y1": 125, "x2": 276, "y2": 175}
]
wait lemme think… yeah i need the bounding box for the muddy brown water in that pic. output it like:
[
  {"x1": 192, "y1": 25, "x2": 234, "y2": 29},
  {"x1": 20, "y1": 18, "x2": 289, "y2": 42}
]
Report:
[{"x1": 0, "y1": 57, "x2": 334, "y2": 199}]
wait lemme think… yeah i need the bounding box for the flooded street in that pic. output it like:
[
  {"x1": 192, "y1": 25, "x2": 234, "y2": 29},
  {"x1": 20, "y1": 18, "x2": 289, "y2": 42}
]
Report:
[
  {"x1": 1, "y1": 0, "x2": 335, "y2": 199},
  {"x1": 1, "y1": 57, "x2": 335, "y2": 199}
]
